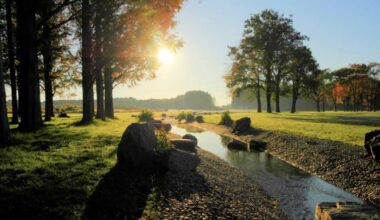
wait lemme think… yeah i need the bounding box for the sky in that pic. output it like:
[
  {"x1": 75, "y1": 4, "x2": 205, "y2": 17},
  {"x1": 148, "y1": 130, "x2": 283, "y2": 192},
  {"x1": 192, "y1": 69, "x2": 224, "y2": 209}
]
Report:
[
  {"x1": 112, "y1": 0, "x2": 380, "y2": 106},
  {"x1": 6, "y1": 0, "x2": 380, "y2": 106}
]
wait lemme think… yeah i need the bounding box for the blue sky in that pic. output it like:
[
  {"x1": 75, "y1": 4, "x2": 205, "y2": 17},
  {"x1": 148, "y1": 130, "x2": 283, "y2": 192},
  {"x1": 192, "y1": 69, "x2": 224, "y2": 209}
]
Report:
[
  {"x1": 7, "y1": 0, "x2": 379, "y2": 105},
  {"x1": 114, "y1": 0, "x2": 380, "y2": 106}
]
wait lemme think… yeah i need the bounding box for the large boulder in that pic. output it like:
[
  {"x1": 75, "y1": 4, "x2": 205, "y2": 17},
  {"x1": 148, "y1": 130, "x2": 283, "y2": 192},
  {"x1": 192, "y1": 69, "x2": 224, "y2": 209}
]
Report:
[
  {"x1": 232, "y1": 117, "x2": 251, "y2": 135},
  {"x1": 182, "y1": 134, "x2": 198, "y2": 145},
  {"x1": 167, "y1": 148, "x2": 200, "y2": 171},
  {"x1": 369, "y1": 135, "x2": 380, "y2": 162},
  {"x1": 117, "y1": 123, "x2": 157, "y2": 168},
  {"x1": 365, "y1": 130, "x2": 380, "y2": 156},
  {"x1": 227, "y1": 140, "x2": 247, "y2": 151},
  {"x1": 170, "y1": 139, "x2": 197, "y2": 153}
]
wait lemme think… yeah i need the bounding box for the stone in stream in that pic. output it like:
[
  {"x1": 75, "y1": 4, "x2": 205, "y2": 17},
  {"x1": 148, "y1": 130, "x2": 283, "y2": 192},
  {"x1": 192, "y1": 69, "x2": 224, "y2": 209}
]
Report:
[
  {"x1": 170, "y1": 139, "x2": 197, "y2": 153},
  {"x1": 249, "y1": 139, "x2": 267, "y2": 151},
  {"x1": 227, "y1": 140, "x2": 247, "y2": 151},
  {"x1": 315, "y1": 201, "x2": 380, "y2": 220},
  {"x1": 232, "y1": 117, "x2": 251, "y2": 135},
  {"x1": 182, "y1": 134, "x2": 198, "y2": 145},
  {"x1": 117, "y1": 123, "x2": 157, "y2": 168}
]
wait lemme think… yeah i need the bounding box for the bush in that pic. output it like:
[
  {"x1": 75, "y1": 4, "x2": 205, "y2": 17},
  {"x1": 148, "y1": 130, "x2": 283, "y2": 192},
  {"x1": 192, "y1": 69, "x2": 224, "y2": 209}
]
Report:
[
  {"x1": 138, "y1": 110, "x2": 154, "y2": 122},
  {"x1": 219, "y1": 111, "x2": 233, "y2": 127},
  {"x1": 195, "y1": 115, "x2": 204, "y2": 123},
  {"x1": 155, "y1": 129, "x2": 173, "y2": 152},
  {"x1": 176, "y1": 112, "x2": 187, "y2": 122},
  {"x1": 185, "y1": 113, "x2": 195, "y2": 123}
]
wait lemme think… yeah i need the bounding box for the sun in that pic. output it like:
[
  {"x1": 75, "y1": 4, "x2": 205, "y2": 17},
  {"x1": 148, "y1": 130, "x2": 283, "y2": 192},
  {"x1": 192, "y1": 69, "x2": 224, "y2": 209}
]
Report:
[{"x1": 158, "y1": 48, "x2": 174, "y2": 65}]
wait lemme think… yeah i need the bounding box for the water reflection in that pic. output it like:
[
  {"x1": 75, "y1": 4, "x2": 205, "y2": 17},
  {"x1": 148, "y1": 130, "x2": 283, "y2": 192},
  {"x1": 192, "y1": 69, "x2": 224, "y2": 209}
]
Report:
[{"x1": 171, "y1": 125, "x2": 364, "y2": 220}]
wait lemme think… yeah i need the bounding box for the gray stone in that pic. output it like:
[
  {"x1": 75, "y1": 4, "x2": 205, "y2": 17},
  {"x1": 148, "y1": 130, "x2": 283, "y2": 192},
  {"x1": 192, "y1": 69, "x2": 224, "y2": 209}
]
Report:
[
  {"x1": 182, "y1": 134, "x2": 198, "y2": 145},
  {"x1": 233, "y1": 117, "x2": 251, "y2": 135},
  {"x1": 170, "y1": 139, "x2": 197, "y2": 153},
  {"x1": 227, "y1": 140, "x2": 247, "y2": 151},
  {"x1": 117, "y1": 123, "x2": 157, "y2": 168},
  {"x1": 168, "y1": 148, "x2": 200, "y2": 171},
  {"x1": 364, "y1": 130, "x2": 380, "y2": 156},
  {"x1": 249, "y1": 139, "x2": 267, "y2": 151}
]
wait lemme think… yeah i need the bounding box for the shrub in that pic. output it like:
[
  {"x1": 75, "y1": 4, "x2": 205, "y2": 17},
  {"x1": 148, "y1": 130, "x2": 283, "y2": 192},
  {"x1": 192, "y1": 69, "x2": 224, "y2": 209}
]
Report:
[
  {"x1": 195, "y1": 115, "x2": 204, "y2": 123},
  {"x1": 155, "y1": 129, "x2": 173, "y2": 152},
  {"x1": 138, "y1": 110, "x2": 154, "y2": 122},
  {"x1": 176, "y1": 112, "x2": 187, "y2": 122},
  {"x1": 185, "y1": 113, "x2": 195, "y2": 123},
  {"x1": 219, "y1": 111, "x2": 233, "y2": 127}
]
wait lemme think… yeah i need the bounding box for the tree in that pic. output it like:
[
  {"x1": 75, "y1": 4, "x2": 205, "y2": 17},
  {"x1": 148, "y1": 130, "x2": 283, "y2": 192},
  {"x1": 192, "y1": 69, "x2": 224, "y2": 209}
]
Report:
[
  {"x1": 94, "y1": 0, "x2": 105, "y2": 120},
  {"x1": 15, "y1": 0, "x2": 43, "y2": 131},
  {"x1": 0, "y1": 34, "x2": 10, "y2": 146},
  {"x1": 81, "y1": 0, "x2": 93, "y2": 123},
  {"x1": 227, "y1": 10, "x2": 309, "y2": 113},
  {"x1": 287, "y1": 46, "x2": 317, "y2": 113},
  {"x1": 307, "y1": 69, "x2": 330, "y2": 112},
  {"x1": 5, "y1": 0, "x2": 18, "y2": 124}
]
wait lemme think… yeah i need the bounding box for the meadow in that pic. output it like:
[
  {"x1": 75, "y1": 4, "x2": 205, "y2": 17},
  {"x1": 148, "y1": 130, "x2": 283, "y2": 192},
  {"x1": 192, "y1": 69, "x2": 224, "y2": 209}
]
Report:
[
  {"x1": 200, "y1": 111, "x2": 380, "y2": 147},
  {"x1": 0, "y1": 110, "x2": 379, "y2": 218}
]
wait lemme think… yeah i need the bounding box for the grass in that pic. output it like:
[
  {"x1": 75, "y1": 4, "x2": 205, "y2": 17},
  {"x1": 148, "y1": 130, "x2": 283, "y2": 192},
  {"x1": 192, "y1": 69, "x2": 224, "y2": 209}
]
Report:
[
  {"x1": 201, "y1": 111, "x2": 380, "y2": 146},
  {"x1": 0, "y1": 112, "x2": 168, "y2": 219}
]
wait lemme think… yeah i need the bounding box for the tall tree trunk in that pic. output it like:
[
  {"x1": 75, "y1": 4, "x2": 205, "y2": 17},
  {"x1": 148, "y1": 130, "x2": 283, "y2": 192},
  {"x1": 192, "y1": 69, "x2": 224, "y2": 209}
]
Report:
[
  {"x1": 16, "y1": 0, "x2": 43, "y2": 132},
  {"x1": 265, "y1": 66, "x2": 272, "y2": 113},
  {"x1": 104, "y1": 66, "x2": 114, "y2": 119},
  {"x1": 291, "y1": 83, "x2": 299, "y2": 113},
  {"x1": 274, "y1": 73, "x2": 281, "y2": 113},
  {"x1": 256, "y1": 89, "x2": 262, "y2": 113},
  {"x1": 81, "y1": 0, "x2": 93, "y2": 123},
  {"x1": 322, "y1": 96, "x2": 325, "y2": 112},
  {"x1": 316, "y1": 98, "x2": 320, "y2": 112},
  {"x1": 94, "y1": 1, "x2": 105, "y2": 120},
  {"x1": 6, "y1": 0, "x2": 18, "y2": 124},
  {"x1": 0, "y1": 35, "x2": 10, "y2": 146},
  {"x1": 42, "y1": 27, "x2": 54, "y2": 121}
]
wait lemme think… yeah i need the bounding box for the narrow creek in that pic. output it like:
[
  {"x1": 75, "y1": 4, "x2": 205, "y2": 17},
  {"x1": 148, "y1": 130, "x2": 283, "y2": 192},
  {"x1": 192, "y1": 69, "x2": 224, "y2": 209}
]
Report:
[{"x1": 171, "y1": 125, "x2": 364, "y2": 220}]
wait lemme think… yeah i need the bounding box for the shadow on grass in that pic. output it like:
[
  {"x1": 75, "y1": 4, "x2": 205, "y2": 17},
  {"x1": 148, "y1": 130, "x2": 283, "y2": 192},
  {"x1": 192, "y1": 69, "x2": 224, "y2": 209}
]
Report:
[{"x1": 278, "y1": 115, "x2": 380, "y2": 127}]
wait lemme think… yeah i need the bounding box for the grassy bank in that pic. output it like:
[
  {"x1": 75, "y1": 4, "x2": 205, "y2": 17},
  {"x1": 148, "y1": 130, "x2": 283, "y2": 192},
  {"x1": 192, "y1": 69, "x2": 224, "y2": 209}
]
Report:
[
  {"x1": 198, "y1": 111, "x2": 380, "y2": 146},
  {"x1": 0, "y1": 113, "x2": 138, "y2": 219}
]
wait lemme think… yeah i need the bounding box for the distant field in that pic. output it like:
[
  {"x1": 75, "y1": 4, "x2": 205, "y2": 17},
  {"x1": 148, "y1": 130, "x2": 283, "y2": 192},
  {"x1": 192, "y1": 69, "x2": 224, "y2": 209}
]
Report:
[{"x1": 198, "y1": 111, "x2": 380, "y2": 147}]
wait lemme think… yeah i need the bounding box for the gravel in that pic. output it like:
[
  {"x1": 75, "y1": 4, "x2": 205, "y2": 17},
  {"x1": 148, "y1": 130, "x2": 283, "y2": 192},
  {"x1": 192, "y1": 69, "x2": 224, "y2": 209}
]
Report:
[{"x1": 156, "y1": 146, "x2": 286, "y2": 219}]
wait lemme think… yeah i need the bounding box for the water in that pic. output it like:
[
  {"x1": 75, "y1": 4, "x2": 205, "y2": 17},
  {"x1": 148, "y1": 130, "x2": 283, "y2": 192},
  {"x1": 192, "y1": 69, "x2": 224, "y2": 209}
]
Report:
[{"x1": 171, "y1": 125, "x2": 364, "y2": 220}]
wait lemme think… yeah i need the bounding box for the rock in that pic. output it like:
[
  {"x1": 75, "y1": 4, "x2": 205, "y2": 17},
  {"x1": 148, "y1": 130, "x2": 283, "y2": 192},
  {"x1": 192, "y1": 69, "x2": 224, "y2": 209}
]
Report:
[
  {"x1": 58, "y1": 112, "x2": 70, "y2": 118},
  {"x1": 370, "y1": 140, "x2": 380, "y2": 162},
  {"x1": 315, "y1": 201, "x2": 380, "y2": 220},
  {"x1": 364, "y1": 130, "x2": 380, "y2": 156},
  {"x1": 164, "y1": 123, "x2": 172, "y2": 132},
  {"x1": 117, "y1": 123, "x2": 157, "y2": 168},
  {"x1": 232, "y1": 117, "x2": 251, "y2": 135},
  {"x1": 170, "y1": 139, "x2": 197, "y2": 153},
  {"x1": 182, "y1": 134, "x2": 198, "y2": 145},
  {"x1": 227, "y1": 140, "x2": 247, "y2": 151},
  {"x1": 167, "y1": 148, "x2": 200, "y2": 171},
  {"x1": 249, "y1": 139, "x2": 267, "y2": 151}
]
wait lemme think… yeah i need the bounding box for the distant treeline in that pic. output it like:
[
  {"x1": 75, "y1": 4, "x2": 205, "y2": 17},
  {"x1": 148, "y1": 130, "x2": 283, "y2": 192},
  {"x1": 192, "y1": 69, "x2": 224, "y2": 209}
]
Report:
[{"x1": 32, "y1": 90, "x2": 218, "y2": 111}]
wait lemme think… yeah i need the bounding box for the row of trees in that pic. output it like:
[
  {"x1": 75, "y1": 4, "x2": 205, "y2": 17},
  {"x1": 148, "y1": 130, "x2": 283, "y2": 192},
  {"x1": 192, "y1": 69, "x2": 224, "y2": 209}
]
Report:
[
  {"x1": 225, "y1": 10, "x2": 380, "y2": 113},
  {"x1": 0, "y1": 0, "x2": 183, "y2": 146}
]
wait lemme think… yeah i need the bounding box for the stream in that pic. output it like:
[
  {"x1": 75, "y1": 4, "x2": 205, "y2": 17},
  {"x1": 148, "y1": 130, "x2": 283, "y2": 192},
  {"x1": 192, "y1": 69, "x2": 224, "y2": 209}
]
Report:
[{"x1": 171, "y1": 125, "x2": 364, "y2": 220}]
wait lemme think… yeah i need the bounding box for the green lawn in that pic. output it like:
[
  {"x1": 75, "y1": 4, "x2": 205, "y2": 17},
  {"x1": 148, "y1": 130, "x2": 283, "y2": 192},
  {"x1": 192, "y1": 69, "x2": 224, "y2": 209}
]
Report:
[
  {"x1": 201, "y1": 111, "x2": 380, "y2": 146},
  {"x1": 0, "y1": 113, "x2": 141, "y2": 219}
]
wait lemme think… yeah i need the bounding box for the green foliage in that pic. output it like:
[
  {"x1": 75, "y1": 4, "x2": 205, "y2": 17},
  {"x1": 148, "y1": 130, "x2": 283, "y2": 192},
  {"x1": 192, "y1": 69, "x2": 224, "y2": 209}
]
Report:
[
  {"x1": 195, "y1": 115, "x2": 204, "y2": 123},
  {"x1": 219, "y1": 111, "x2": 234, "y2": 127},
  {"x1": 175, "y1": 112, "x2": 186, "y2": 122},
  {"x1": 185, "y1": 113, "x2": 195, "y2": 123},
  {"x1": 138, "y1": 110, "x2": 154, "y2": 122},
  {"x1": 155, "y1": 129, "x2": 173, "y2": 152}
]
